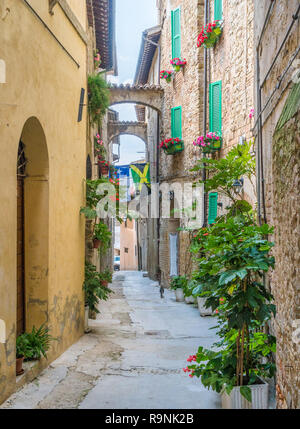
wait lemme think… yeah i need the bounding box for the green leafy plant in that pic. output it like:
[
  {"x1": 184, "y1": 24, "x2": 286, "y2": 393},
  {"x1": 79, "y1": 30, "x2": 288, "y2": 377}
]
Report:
[
  {"x1": 16, "y1": 324, "x2": 56, "y2": 360},
  {"x1": 185, "y1": 141, "x2": 276, "y2": 403},
  {"x1": 83, "y1": 262, "x2": 113, "y2": 313},
  {"x1": 88, "y1": 73, "x2": 110, "y2": 125},
  {"x1": 93, "y1": 222, "x2": 112, "y2": 254},
  {"x1": 170, "y1": 275, "x2": 188, "y2": 291},
  {"x1": 99, "y1": 268, "x2": 113, "y2": 285}
]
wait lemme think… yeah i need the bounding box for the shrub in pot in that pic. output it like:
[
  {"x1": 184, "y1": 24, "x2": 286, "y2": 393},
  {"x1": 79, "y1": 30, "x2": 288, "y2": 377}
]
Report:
[
  {"x1": 83, "y1": 261, "x2": 114, "y2": 315},
  {"x1": 87, "y1": 73, "x2": 110, "y2": 125},
  {"x1": 99, "y1": 268, "x2": 113, "y2": 287},
  {"x1": 93, "y1": 222, "x2": 112, "y2": 253},
  {"x1": 184, "y1": 279, "x2": 197, "y2": 304},
  {"x1": 170, "y1": 275, "x2": 188, "y2": 302}
]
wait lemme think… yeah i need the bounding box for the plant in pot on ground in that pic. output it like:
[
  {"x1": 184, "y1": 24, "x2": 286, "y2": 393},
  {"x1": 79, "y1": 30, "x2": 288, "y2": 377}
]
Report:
[
  {"x1": 185, "y1": 141, "x2": 276, "y2": 408},
  {"x1": 170, "y1": 275, "x2": 188, "y2": 302},
  {"x1": 16, "y1": 324, "x2": 56, "y2": 375},
  {"x1": 83, "y1": 261, "x2": 114, "y2": 315},
  {"x1": 99, "y1": 268, "x2": 113, "y2": 287}
]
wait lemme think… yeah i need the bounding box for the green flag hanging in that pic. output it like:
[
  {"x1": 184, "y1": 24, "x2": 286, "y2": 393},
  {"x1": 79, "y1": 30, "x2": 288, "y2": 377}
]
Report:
[{"x1": 130, "y1": 163, "x2": 151, "y2": 192}]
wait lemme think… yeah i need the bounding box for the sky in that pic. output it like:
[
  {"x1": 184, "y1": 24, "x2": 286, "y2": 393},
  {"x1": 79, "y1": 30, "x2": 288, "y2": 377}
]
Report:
[{"x1": 110, "y1": 0, "x2": 157, "y2": 165}]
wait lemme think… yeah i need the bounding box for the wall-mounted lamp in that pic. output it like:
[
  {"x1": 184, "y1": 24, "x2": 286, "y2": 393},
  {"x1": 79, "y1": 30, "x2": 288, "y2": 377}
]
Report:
[{"x1": 233, "y1": 178, "x2": 244, "y2": 194}]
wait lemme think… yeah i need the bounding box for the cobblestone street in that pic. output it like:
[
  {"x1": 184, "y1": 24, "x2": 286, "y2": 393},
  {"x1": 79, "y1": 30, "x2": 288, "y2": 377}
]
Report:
[{"x1": 1, "y1": 272, "x2": 220, "y2": 409}]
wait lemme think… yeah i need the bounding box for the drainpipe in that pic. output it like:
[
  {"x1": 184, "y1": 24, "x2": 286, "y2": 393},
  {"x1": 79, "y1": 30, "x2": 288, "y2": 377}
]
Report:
[{"x1": 202, "y1": 0, "x2": 209, "y2": 228}]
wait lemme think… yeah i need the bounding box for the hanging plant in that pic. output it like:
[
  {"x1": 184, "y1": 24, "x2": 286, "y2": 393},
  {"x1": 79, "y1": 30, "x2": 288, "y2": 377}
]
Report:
[
  {"x1": 94, "y1": 134, "x2": 106, "y2": 157},
  {"x1": 88, "y1": 73, "x2": 110, "y2": 125},
  {"x1": 160, "y1": 70, "x2": 173, "y2": 83},
  {"x1": 197, "y1": 20, "x2": 223, "y2": 49},
  {"x1": 170, "y1": 57, "x2": 187, "y2": 72},
  {"x1": 98, "y1": 158, "x2": 109, "y2": 175},
  {"x1": 159, "y1": 137, "x2": 184, "y2": 155},
  {"x1": 193, "y1": 132, "x2": 222, "y2": 153}
]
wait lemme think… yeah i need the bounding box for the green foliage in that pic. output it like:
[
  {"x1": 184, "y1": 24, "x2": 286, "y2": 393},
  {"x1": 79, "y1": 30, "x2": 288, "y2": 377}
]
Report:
[
  {"x1": 170, "y1": 275, "x2": 188, "y2": 291},
  {"x1": 191, "y1": 140, "x2": 256, "y2": 204},
  {"x1": 88, "y1": 73, "x2": 110, "y2": 125},
  {"x1": 16, "y1": 324, "x2": 56, "y2": 360},
  {"x1": 83, "y1": 261, "x2": 113, "y2": 313},
  {"x1": 99, "y1": 268, "x2": 113, "y2": 284},
  {"x1": 94, "y1": 222, "x2": 112, "y2": 254},
  {"x1": 185, "y1": 141, "x2": 276, "y2": 401}
]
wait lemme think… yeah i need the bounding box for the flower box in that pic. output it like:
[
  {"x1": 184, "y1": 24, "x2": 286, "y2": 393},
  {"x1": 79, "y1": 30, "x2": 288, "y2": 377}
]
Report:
[
  {"x1": 160, "y1": 70, "x2": 173, "y2": 83},
  {"x1": 197, "y1": 20, "x2": 223, "y2": 49},
  {"x1": 193, "y1": 132, "x2": 222, "y2": 154},
  {"x1": 160, "y1": 138, "x2": 184, "y2": 155},
  {"x1": 221, "y1": 378, "x2": 269, "y2": 409},
  {"x1": 170, "y1": 58, "x2": 187, "y2": 72}
]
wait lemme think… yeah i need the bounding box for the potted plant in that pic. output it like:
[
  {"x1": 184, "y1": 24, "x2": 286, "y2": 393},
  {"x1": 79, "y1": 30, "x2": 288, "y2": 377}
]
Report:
[
  {"x1": 193, "y1": 132, "x2": 222, "y2": 153},
  {"x1": 94, "y1": 135, "x2": 107, "y2": 158},
  {"x1": 98, "y1": 158, "x2": 109, "y2": 176},
  {"x1": 170, "y1": 275, "x2": 188, "y2": 302},
  {"x1": 186, "y1": 142, "x2": 276, "y2": 408},
  {"x1": 159, "y1": 138, "x2": 184, "y2": 155},
  {"x1": 16, "y1": 335, "x2": 28, "y2": 375},
  {"x1": 160, "y1": 70, "x2": 173, "y2": 83},
  {"x1": 197, "y1": 20, "x2": 223, "y2": 49},
  {"x1": 93, "y1": 222, "x2": 112, "y2": 252},
  {"x1": 184, "y1": 279, "x2": 196, "y2": 304},
  {"x1": 88, "y1": 73, "x2": 110, "y2": 125},
  {"x1": 99, "y1": 268, "x2": 113, "y2": 287},
  {"x1": 83, "y1": 261, "x2": 114, "y2": 316},
  {"x1": 94, "y1": 50, "x2": 101, "y2": 69},
  {"x1": 192, "y1": 283, "x2": 213, "y2": 316},
  {"x1": 16, "y1": 324, "x2": 56, "y2": 375},
  {"x1": 170, "y1": 57, "x2": 187, "y2": 72}
]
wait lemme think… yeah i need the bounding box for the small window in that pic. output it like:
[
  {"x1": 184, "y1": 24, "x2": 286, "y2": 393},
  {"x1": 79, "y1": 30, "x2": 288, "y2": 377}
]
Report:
[{"x1": 124, "y1": 248, "x2": 129, "y2": 253}]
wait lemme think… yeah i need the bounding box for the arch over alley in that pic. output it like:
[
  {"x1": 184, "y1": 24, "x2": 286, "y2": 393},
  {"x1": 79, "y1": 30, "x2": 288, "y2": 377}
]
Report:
[
  {"x1": 108, "y1": 121, "x2": 148, "y2": 145},
  {"x1": 109, "y1": 84, "x2": 164, "y2": 112}
]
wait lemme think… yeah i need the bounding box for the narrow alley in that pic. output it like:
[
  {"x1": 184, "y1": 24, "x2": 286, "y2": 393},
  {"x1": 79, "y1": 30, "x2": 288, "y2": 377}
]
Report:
[{"x1": 1, "y1": 272, "x2": 220, "y2": 409}]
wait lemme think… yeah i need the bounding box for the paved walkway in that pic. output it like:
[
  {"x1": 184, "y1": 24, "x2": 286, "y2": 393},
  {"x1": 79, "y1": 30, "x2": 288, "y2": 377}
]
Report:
[{"x1": 1, "y1": 271, "x2": 220, "y2": 409}]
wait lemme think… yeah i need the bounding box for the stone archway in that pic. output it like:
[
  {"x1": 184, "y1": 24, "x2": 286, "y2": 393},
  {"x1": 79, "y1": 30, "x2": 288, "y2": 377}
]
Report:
[
  {"x1": 108, "y1": 121, "x2": 147, "y2": 146},
  {"x1": 17, "y1": 117, "x2": 49, "y2": 333},
  {"x1": 109, "y1": 84, "x2": 163, "y2": 112}
]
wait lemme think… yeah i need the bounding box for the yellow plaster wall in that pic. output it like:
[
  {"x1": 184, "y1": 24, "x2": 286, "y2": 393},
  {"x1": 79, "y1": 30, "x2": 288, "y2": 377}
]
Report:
[{"x1": 0, "y1": 0, "x2": 87, "y2": 403}]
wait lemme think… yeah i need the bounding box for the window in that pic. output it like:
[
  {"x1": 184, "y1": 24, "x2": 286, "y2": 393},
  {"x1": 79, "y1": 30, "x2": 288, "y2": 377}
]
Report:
[
  {"x1": 208, "y1": 193, "x2": 218, "y2": 224},
  {"x1": 171, "y1": 106, "x2": 182, "y2": 139},
  {"x1": 124, "y1": 248, "x2": 129, "y2": 253},
  {"x1": 214, "y1": 0, "x2": 223, "y2": 21},
  {"x1": 209, "y1": 81, "x2": 222, "y2": 135},
  {"x1": 169, "y1": 233, "x2": 178, "y2": 276},
  {"x1": 171, "y1": 7, "x2": 181, "y2": 58}
]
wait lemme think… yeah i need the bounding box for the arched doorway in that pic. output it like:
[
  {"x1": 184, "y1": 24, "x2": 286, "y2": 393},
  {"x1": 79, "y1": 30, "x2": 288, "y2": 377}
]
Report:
[{"x1": 16, "y1": 117, "x2": 49, "y2": 334}]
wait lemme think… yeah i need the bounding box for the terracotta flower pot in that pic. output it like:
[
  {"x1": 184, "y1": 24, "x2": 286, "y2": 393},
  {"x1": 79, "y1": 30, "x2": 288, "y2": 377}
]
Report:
[
  {"x1": 93, "y1": 238, "x2": 101, "y2": 249},
  {"x1": 16, "y1": 356, "x2": 24, "y2": 376},
  {"x1": 101, "y1": 280, "x2": 108, "y2": 287}
]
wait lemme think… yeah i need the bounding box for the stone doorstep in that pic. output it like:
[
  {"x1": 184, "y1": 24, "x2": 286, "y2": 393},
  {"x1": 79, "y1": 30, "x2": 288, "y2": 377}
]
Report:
[{"x1": 16, "y1": 358, "x2": 47, "y2": 391}]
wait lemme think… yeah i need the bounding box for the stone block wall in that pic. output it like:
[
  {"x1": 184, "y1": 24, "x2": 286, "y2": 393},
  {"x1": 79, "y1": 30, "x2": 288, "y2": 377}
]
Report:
[{"x1": 253, "y1": 0, "x2": 300, "y2": 409}]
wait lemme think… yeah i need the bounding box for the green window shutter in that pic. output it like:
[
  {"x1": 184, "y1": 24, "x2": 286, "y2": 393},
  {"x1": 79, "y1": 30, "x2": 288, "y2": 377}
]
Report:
[
  {"x1": 209, "y1": 81, "x2": 222, "y2": 135},
  {"x1": 171, "y1": 8, "x2": 181, "y2": 58},
  {"x1": 208, "y1": 193, "x2": 218, "y2": 224},
  {"x1": 214, "y1": 0, "x2": 223, "y2": 21},
  {"x1": 171, "y1": 106, "x2": 182, "y2": 139}
]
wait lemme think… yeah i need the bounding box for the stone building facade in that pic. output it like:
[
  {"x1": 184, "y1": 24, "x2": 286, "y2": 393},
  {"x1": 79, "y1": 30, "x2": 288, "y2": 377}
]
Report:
[
  {"x1": 253, "y1": 0, "x2": 300, "y2": 409},
  {"x1": 156, "y1": 0, "x2": 205, "y2": 288}
]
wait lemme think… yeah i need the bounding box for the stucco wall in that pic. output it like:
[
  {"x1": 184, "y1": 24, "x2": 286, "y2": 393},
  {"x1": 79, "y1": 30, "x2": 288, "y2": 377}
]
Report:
[{"x1": 0, "y1": 0, "x2": 87, "y2": 403}]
